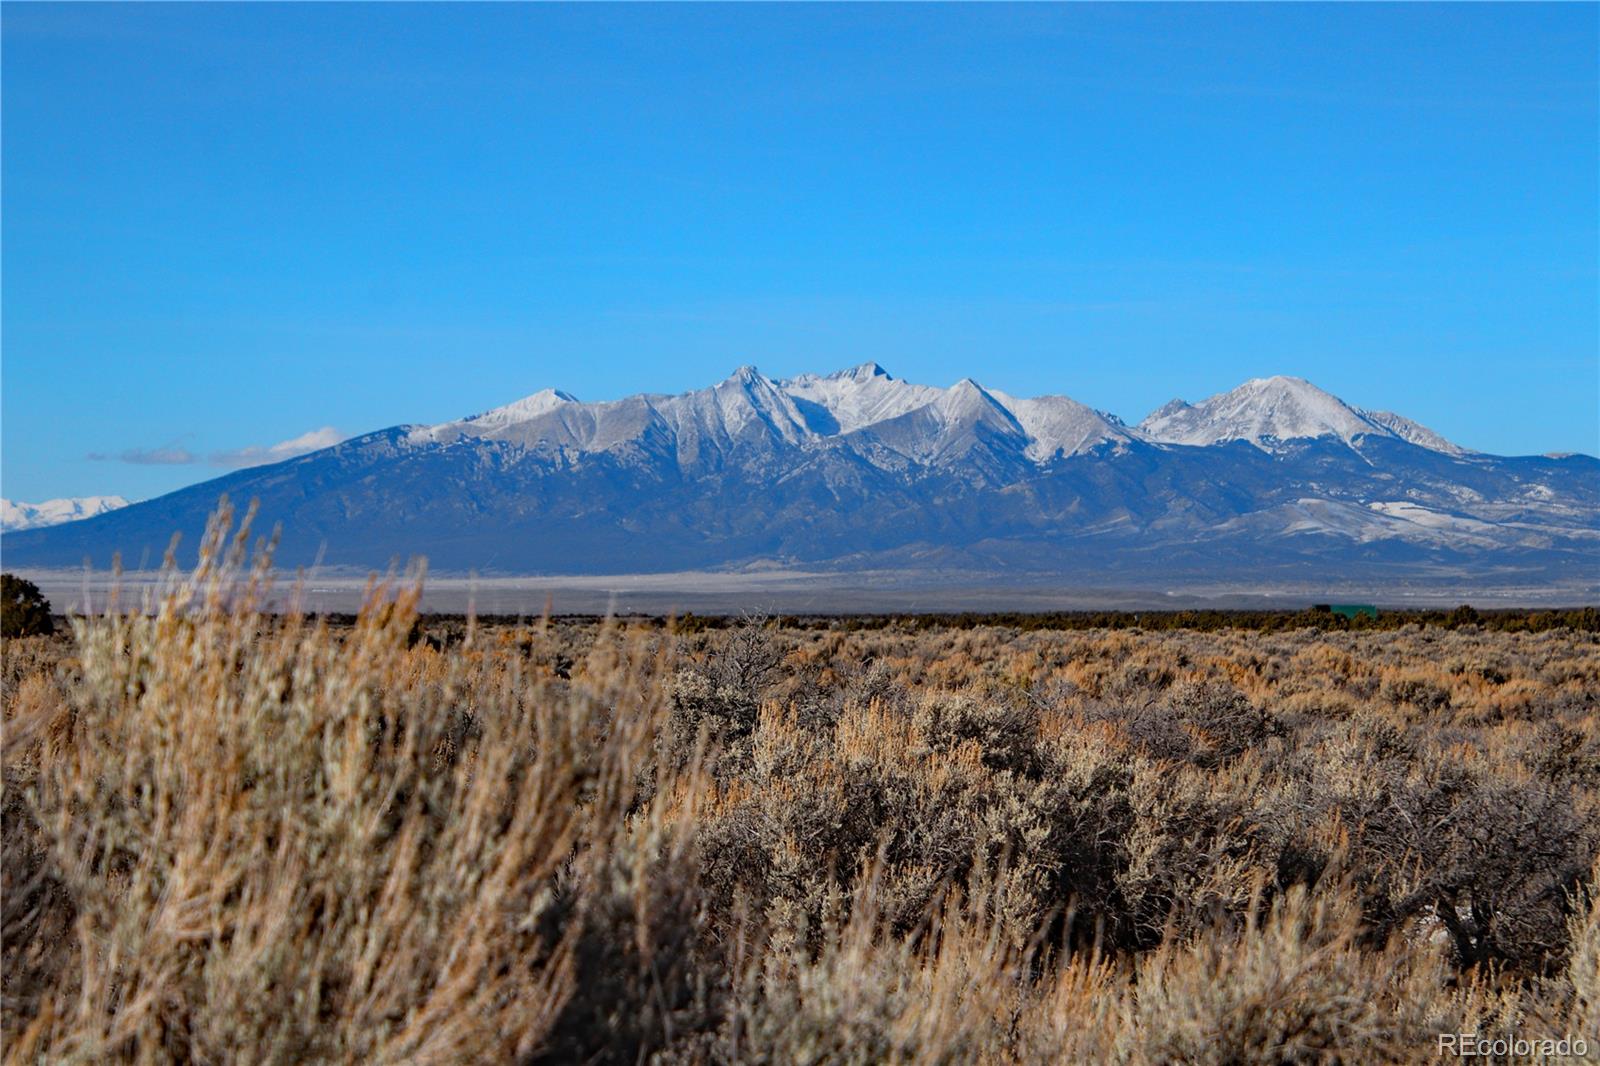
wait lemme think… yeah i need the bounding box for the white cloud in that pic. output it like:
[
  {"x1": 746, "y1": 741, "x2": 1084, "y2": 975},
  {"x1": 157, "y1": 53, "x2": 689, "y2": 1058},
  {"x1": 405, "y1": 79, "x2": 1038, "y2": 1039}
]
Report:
[
  {"x1": 209, "y1": 427, "x2": 344, "y2": 469},
  {"x1": 87, "y1": 444, "x2": 197, "y2": 465}
]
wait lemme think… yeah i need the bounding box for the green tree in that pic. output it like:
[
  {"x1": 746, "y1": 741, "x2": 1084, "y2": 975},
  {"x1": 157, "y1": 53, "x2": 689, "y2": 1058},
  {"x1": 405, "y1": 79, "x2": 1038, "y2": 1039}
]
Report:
[{"x1": 1, "y1": 573, "x2": 55, "y2": 637}]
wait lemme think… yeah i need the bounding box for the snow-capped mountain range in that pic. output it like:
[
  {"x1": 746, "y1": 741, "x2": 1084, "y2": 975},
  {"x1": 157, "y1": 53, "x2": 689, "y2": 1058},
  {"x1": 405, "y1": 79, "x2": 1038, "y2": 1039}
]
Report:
[
  {"x1": 416, "y1": 364, "x2": 1475, "y2": 463},
  {"x1": 411, "y1": 362, "x2": 1145, "y2": 468},
  {"x1": 3, "y1": 366, "x2": 1595, "y2": 594},
  {"x1": 1, "y1": 496, "x2": 130, "y2": 532}
]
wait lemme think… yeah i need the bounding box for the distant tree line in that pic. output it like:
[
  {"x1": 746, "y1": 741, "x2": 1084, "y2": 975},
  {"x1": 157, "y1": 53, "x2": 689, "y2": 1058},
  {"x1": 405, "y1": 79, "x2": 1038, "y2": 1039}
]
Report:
[
  {"x1": 666, "y1": 604, "x2": 1600, "y2": 634},
  {"x1": 24, "y1": 600, "x2": 1599, "y2": 636}
]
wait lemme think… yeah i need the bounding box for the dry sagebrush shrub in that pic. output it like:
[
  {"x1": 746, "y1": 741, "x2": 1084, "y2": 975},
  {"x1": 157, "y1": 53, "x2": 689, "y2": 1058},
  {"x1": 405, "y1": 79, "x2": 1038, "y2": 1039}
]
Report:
[
  {"x1": 5, "y1": 524, "x2": 1600, "y2": 1063},
  {"x1": 3, "y1": 515, "x2": 681, "y2": 1063}
]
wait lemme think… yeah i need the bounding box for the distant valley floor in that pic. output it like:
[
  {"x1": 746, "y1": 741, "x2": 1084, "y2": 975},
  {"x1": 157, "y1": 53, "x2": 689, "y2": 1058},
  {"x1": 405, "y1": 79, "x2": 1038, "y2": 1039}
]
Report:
[{"x1": 15, "y1": 566, "x2": 1597, "y2": 615}]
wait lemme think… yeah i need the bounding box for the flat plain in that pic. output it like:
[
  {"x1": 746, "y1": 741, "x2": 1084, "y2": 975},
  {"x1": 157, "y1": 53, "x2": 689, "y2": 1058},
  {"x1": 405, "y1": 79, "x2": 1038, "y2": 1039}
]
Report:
[{"x1": 14, "y1": 565, "x2": 1596, "y2": 618}]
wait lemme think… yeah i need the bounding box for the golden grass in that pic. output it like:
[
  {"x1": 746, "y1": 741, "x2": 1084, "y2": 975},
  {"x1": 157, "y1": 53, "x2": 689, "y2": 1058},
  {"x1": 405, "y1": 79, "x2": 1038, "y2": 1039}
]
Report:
[{"x1": 4, "y1": 513, "x2": 1599, "y2": 1062}]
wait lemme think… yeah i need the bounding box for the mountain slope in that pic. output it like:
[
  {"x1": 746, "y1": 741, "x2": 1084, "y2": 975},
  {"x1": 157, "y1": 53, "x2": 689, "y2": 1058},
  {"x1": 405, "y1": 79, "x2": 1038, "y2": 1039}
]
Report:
[
  {"x1": 3, "y1": 367, "x2": 1594, "y2": 593},
  {"x1": 1358, "y1": 410, "x2": 1474, "y2": 456}
]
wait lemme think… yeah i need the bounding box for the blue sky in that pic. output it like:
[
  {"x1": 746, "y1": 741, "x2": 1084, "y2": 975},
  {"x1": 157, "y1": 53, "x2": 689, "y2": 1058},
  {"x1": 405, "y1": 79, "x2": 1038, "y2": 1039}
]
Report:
[{"x1": 3, "y1": 3, "x2": 1596, "y2": 502}]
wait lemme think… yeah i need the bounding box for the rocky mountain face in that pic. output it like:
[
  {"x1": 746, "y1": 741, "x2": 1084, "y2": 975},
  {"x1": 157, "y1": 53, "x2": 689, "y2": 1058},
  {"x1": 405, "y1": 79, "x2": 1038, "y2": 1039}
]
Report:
[{"x1": 4, "y1": 366, "x2": 1595, "y2": 592}]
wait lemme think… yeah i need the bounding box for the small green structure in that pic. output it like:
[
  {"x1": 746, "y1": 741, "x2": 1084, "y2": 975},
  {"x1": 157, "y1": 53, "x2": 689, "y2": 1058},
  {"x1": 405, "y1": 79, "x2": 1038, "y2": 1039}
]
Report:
[{"x1": 1329, "y1": 604, "x2": 1378, "y2": 621}]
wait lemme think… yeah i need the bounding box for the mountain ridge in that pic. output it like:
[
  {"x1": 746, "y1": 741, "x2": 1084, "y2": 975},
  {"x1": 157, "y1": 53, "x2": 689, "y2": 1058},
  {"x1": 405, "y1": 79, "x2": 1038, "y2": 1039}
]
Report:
[
  {"x1": 1, "y1": 495, "x2": 131, "y2": 533},
  {"x1": 415, "y1": 365, "x2": 1472, "y2": 466},
  {"x1": 4, "y1": 366, "x2": 1594, "y2": 594}
]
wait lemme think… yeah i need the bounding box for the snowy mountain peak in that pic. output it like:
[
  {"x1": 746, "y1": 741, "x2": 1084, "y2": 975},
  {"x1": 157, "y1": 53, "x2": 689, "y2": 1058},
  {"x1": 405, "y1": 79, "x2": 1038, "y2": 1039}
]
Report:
[
  {"x1": 785, "y1": 361, "x2": 893, "y2": 386},
  {"x1": 990, "y1": 391, "x2": 1136, "y2": 461},
  {"x1": 704, "y1": 365, "x2": 813, "y2": 446},
  {"x1": 410, "y1": 386, "x2": 580, "y2": 445},
  {"x1": 465, "y1": 387, "x2": 577, "y2": 426},
  {"x1": 2, "y1": 495, "x2": 131, "y2": 532},
  {"x1": 1235, "y1": 375, "x2": 1351, "y2": 411},
  {"x1": 938, "y1": 378, "x2": 1014, "y2": 425},
  {"x1": 1145, "y1": 398, "x2": 1192, "y2": 423},
  {"x1": 780, "y1": 365, "x2": 944, "y2": 435},
  {"x1": 1135, "y1": 376, "x2": 1472, "y2": 455},
  {"x1": 832, "y1": 361, "x2": 891, "y2": 381},
  {"x1": 1139, "y1": 375, "x2": 1434, "y2": 452}
]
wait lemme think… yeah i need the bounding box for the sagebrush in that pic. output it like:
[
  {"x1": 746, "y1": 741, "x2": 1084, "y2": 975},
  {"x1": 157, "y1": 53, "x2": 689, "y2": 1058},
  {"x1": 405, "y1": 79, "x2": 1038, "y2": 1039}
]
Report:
[{"x1": 4, "y1": 516, "x2": 1599, "y2": 1063}]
